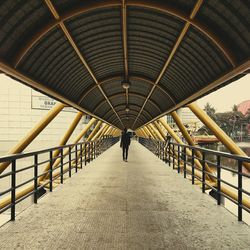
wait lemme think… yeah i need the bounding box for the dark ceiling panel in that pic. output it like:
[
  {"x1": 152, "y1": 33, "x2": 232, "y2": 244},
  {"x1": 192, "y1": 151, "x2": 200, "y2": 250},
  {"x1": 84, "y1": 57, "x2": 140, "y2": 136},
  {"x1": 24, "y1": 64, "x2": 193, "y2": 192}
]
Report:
[
  {"x1": 17, "y1": 27, "x2": 94, "y2": 103},
  {"x1": 0, "y1": 0, "x2": 53, "y2": 62},
  {"x1": 195, "y1": 0, "x2": 250, "y2": 63},
  {"x1": 127, "y1": 6, "x2": 185, "y2": 81},
  {"x1": 0, "y1": 1, "x2": 249, "y2": 130},
  {"x1": 65, "y1": 7, "x2": 124, "y2": 81}
]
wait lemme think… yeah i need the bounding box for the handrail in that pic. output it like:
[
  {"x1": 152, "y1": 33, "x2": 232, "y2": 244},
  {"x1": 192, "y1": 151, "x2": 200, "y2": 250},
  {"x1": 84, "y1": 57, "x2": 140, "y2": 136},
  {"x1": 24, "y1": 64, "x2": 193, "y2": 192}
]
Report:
[
  {"x1": 138, "y1": 137, "x2": 250, "y2": 222},
  {"x1": 0, "y1": 136, "x2": 119, "y2": 222}
]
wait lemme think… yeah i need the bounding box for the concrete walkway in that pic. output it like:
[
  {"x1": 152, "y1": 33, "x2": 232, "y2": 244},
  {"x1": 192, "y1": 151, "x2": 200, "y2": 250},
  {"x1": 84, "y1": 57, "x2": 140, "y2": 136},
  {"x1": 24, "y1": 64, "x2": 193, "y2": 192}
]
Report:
[{"x1": 0, "y1": 141, "x2": 250, "y2": 249}]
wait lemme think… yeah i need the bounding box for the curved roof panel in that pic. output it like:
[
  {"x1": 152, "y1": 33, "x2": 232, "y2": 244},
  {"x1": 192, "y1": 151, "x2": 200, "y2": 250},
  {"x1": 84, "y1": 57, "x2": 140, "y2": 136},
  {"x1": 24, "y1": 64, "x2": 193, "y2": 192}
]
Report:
[{"x1": 0, "y1": 0, "x2": 249, "y2": 129}]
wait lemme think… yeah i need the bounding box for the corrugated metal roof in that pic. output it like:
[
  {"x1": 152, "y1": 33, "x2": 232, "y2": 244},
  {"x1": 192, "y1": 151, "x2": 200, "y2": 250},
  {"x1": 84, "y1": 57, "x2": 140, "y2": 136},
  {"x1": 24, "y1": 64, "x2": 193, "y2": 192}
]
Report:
[{"x1": 0, "y1": 0, "x2": 249, "y2": 129}]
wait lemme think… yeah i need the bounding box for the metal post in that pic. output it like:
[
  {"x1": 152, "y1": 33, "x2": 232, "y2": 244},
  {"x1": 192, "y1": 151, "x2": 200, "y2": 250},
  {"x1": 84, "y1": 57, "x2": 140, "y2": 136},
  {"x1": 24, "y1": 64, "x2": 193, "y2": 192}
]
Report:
[
  {"x1": 177, "y1": 145, "x2": 180, "y2": 173},
  {"x1": 173, "y1": 144, "x2": 175, "y2": 170},
  {"x1": 85, "y1": 143, "x2": 87, "y2": 166},
  {"x1": 60, "y1": 148, "x2": 63, "y2": 184},
  {"x1": 168, "y1": 143, "x2": 171, "y2": 166},
  {"x1": 75, "y1": 145, "x2": 78, "y2": 173},
  {"x1": 238, "y1": 160, "x2": 242, "y2": 221},
  {"x1": 88, "y1": 142, "x2": 91, "y2": 163},
  {"x1": 217, "y1": 155, "x2": 221, "y2": 205},
  {"x1": 80, "y1": 144, "x2": 83, "y2": 169},
  {"x1": 34, "y1": 154, "x2": 38, "y2": 204},
  {"x1": 11, "y1": 160, "x2": 16, "y2": 221},
  {"x1": 202, "y1": 152, "x2": 206, "y2": 193},
  {"x1": 49, "y1": 151, "x2": 53, "y2": 192},
  {"x1": 183, "y1": 147, "x2": 186, "y2": 178},
  {"x1": 69, "y1": 147, "x2": 72, "y2": 177},
  {"x1": 192, "y1": 149, "x2": 195, "y2": 185}
]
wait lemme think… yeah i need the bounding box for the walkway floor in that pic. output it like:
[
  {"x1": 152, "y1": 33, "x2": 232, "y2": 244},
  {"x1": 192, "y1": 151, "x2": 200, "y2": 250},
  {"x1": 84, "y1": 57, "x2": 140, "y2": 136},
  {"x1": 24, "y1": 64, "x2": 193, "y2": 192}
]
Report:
[{"x1": 0, "y1": 141, "x2": 250, "y2": 249}]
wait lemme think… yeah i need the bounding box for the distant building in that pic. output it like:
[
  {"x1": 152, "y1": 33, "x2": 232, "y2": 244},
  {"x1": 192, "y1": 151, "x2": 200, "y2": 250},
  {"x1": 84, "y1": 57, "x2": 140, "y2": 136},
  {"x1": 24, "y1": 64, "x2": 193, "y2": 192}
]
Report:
[
  {"x1": 237, "y1": 100, "x2": 250, "y2": 116},
  {"x1": 166, "y1": 107, "x2": 201, "y2": 129}
]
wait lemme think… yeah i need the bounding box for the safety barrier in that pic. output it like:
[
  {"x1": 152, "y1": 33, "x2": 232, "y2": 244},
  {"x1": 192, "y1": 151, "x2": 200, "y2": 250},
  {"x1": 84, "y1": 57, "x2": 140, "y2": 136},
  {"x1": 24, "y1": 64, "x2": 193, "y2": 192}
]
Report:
[
  {"x1": 0, "y1": 136, "x2": 119, "y2": 221},
  {"x1": 139, "y1": 137, "x2": 250, "y2": 222}
]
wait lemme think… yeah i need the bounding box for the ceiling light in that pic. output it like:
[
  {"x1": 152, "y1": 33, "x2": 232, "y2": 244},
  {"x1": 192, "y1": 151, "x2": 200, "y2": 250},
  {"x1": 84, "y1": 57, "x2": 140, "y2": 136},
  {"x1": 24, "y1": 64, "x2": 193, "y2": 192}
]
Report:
[
  {"x1": 125, "y1": 106, "x2": 130, "y2": 112},
  {"x1": 121, "y1": 79, "x2": 131, "y2": 89}
]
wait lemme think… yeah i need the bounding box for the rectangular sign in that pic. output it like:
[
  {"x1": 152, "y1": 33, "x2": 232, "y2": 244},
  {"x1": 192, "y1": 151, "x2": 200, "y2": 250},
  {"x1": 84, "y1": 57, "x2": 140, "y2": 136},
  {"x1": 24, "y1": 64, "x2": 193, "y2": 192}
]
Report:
[{"x1": 31, "y1": 90, "x2": 77, "y2": 113}]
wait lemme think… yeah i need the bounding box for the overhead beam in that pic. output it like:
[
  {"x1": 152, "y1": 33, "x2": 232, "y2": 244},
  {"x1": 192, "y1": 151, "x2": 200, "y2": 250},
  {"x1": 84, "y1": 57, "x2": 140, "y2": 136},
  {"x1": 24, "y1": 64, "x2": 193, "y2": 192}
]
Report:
[
  {"x1": 132, "y1": 0, "x2": 205, "y2": 129},
  {"x1": 44, "y1": 0, "x2": 124, "y2": 128},
  {"x1": 122, "y1": 0, "x2": 129, "y2": 106}
]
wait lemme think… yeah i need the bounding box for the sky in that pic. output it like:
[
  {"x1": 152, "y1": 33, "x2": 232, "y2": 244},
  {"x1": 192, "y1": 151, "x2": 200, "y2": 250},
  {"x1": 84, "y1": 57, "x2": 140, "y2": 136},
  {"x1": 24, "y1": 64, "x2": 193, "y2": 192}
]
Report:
[
  {"x1": 197, "y1": 74, "x2": 250, "y2": 113},
  {"x1": 0, "y1": 73, "x2": 249, "y2": 113}
]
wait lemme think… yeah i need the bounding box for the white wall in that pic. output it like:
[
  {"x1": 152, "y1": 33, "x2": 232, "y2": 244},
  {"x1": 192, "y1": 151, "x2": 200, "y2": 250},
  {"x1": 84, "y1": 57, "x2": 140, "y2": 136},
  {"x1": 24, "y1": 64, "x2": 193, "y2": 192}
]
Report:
[{"x1": 0, "y1": 74, "x2": 89, "y2": 156}]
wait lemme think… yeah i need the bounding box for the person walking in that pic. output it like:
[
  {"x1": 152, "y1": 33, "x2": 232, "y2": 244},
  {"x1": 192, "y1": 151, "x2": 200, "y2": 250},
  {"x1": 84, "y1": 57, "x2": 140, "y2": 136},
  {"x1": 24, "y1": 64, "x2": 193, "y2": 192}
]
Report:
[{"x1": 120, "y1": 128, "x2": 131, "y2": 162}]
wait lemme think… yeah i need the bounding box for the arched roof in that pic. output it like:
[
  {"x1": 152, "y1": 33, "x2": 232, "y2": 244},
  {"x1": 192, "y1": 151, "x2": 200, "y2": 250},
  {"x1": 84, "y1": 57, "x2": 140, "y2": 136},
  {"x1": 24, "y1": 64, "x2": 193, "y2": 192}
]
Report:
[{"x1": 0, "y1": 0, "x2": 249, "y2": 129}]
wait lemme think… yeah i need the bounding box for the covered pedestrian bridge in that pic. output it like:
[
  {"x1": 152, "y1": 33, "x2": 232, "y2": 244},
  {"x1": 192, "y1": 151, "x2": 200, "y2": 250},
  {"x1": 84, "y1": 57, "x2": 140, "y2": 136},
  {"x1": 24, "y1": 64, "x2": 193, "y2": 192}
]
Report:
[{"x1": 0, "y1": 0, "x2": 250, "y2": 248}]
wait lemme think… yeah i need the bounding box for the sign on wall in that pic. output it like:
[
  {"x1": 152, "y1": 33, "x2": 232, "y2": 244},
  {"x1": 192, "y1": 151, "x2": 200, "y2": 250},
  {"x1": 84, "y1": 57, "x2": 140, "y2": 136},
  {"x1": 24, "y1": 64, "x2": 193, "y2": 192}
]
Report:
[{"x1": 31, "y1": 90, "x2": 76, "y2": 113}]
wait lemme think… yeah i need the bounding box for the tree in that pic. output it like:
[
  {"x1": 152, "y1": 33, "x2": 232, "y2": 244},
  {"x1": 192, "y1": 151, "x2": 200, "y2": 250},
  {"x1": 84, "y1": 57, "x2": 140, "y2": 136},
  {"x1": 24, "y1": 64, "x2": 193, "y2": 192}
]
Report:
[
  {"x1": 203, "y1": 102, "x2": 216, "y2": 119},
  {"x1": 232, "y1": 104, "x2": 238, "y2": 112}
]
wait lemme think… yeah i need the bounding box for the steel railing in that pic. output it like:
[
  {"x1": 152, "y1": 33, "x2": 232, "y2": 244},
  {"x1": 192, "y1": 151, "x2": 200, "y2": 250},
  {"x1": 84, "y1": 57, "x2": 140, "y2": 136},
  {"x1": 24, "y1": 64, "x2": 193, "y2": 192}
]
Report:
[
  {"x1": 0, "y1": 136, "x2": 119, "y2": 221},
  {"x1": 139, "y1": 137, "x2": 250, "y2": 222}
]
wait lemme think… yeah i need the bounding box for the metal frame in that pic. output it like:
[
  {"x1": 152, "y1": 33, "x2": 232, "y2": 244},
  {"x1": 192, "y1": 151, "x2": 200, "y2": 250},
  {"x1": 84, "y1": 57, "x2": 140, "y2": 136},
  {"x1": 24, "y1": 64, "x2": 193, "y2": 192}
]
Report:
[{"x1": 43, "y1": 0, "x2": 124, "y2": 128}]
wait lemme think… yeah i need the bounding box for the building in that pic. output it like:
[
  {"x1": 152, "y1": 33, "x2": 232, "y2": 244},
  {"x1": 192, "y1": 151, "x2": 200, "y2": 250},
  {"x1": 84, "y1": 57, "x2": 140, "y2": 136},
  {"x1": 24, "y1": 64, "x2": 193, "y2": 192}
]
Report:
[{"x1": 0, "y1": 75, "x2": 89, "y2": 156}]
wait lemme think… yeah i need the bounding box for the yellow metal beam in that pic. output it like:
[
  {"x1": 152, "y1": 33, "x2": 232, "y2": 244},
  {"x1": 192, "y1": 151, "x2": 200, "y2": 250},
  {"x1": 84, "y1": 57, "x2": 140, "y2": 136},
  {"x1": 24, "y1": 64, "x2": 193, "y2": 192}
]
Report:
[
  {"x1": 86, "y1": 120, "x2": 102, "y2": 141},
  {"x1": 101, "y1": 125, "x2": 111, "y2": 137},
  {"x1": 188, "y1": 102, "x2": 250, "y2": 171},
  {"x1": 149, "y1": 123, "x2": 164, "y2": 141},
  {"x1": 92, "y1": 124, "x2": 108, "y2": 141},
  {"x1": 0, "y1": 103, "x2": 65, "y2": 174},
  {"x1": 158, "y1": 118, "x2": 212, "y2": 181},
  {"x1": 144, "y1": 125, "x2": 157, "y2": 140},
  {"x1": 132, "y1": 0, "x2": 205, "y2": 129},
  {"x1": 153, "y1": 121, "x2": 166, "y2": 140},
  {"x1": 42, "y1": 117, "x2": 97, "y2": 180},
  {"x1": 141, "y1": 127, "x2": 150, "y2": 138},
  {"x1": 44, "y1": 0, "x2": 124, "y2": 128},
  {"x1": 40, "y1": 111, "x2": 83, "y2": 181},
  {"x1": 171, "y1": 111, "x2": 214, "y2": 176}
]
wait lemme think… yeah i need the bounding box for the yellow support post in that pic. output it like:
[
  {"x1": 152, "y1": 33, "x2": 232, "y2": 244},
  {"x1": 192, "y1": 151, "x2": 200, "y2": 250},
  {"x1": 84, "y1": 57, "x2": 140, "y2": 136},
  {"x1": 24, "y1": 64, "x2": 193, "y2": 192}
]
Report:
[
  {"x1": 144, "y1": 126, "x2": 156, "y2": 139},
  {"x1": 99, "y1": 124, "x2": 110, "y2": 138},
  {"x1": 158, "y1": 117, "x2": 212, "y2": 181},
  {"x1": 0, "y1": 102, "x2": 65, "y2": 174},
  {"x1": 0, "y1": 117, "x2": 97, "y2": 210},
  {"x1": 171, "y1": 111, "x2": 214, "y2": 176},
  {"x1": 142, "y1": 127, "x2": 150, "y2": 138},
  {"x1": 40, "y1": 111, "x2": 83, "y2": 181},
  {"x1": 104, "y1": 126, "x2": 112, "y2": 136},
  {"x1": 137, "y1": 129, "x2": 145, "y2": 138},
  {"x1": 41, "y1": 117, "x2": 97, "y2": 180},
  {"x1": 153, "y1": 121, "x2": 166, "y2": 140},
  {"x1": 149, "y1": 123, "x2": 165, "y2": 141},
  {"x1": 92, "y1": 124, "x2": 108, "y2": 141},
  {"x1": 188, "y1": 102, "x2": 250, "y2": 171},
  {"x1": 86, "y1": 121, "x2": 102, "y2": 141}
]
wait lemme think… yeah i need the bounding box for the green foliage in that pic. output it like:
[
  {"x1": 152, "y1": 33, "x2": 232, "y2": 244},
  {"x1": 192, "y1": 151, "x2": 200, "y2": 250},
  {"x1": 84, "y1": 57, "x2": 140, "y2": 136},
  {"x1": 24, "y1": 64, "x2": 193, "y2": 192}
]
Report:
[{"x1": 201, "y1": 102, "x2": 249, "y2": 139}]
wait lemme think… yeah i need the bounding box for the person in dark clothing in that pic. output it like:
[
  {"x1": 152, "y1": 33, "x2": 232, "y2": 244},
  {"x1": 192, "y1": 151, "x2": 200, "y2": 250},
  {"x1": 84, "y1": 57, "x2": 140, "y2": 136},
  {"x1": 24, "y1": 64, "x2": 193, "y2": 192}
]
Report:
[{"x1": 120, "y1": 128, "x2": 131, "y2": 162}]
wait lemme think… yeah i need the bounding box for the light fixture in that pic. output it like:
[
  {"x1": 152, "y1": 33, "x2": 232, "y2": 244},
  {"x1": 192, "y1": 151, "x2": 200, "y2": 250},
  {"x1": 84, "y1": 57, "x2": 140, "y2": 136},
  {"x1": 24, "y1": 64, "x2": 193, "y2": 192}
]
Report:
[
  {"x1": 121, "y1": 79, "x2": 131, "y2": 89},
  {"x1": 125, "y1": 106, "x2": 130, "y2": 112}
]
